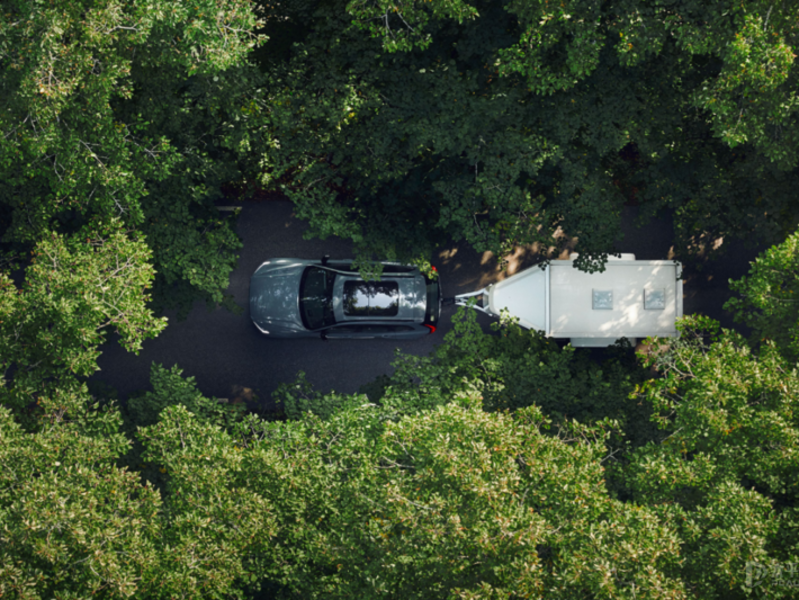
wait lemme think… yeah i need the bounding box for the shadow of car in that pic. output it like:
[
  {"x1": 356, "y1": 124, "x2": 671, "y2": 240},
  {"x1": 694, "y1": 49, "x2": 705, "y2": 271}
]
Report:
[{"x1": 249, "y1": 256, "x2": 442, "y2": 340}]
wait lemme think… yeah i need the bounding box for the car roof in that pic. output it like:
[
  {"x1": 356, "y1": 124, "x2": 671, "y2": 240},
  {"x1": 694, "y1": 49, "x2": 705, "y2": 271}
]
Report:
[{"x1": 331, "y1": 273, "x2": 426, "y2": 323}]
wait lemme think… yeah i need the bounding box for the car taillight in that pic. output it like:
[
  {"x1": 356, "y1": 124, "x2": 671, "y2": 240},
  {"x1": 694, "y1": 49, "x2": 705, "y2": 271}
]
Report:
[{"x1": 424, "y1": 323, "x2": 436, "y2": 334}]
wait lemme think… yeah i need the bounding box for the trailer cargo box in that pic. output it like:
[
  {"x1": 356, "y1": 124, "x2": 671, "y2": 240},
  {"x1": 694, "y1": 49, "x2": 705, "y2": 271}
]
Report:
[{"x1": 452, "y1": 253, "x2": 683, "y2": 347}]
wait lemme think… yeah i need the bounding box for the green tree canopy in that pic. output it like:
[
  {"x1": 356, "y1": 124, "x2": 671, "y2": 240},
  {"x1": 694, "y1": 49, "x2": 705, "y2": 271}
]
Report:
[
  {"x1": 0, "y1": 382, "x2": 276, "y2": 599},
  {"x1": 261, "y1": 0, "x2": 799, "y2": 274},
  {"x1": 4, "y1": 2, "x2": 799, "y2": 597},
  {"x1": 0, "y1": 217, "x2": 166, "y2": 428},
  {"x1": 2, "y1": 352, "x2": 687, "y2": 599},
  {"x1": 273, "y1": 307, "x2": 799, "y2": 597},
  {"x1": 621, "y1": 315, "x2": 799, "y2": 598},
  {"x1": 276, "y1": 304, "x2": 654, "y2": 445},
  {"x1": 229, "y1": 397, "x2": 685, "y2": 599},
  {"x1": 725, "y1": 228, "x2": 799, "y2": 361},
  {"x1": 5, "y1": 308, "x2": 799, "y2": 598},
  {"x1": 0, "y1": 0, "x2": 271, "y2": 316}
]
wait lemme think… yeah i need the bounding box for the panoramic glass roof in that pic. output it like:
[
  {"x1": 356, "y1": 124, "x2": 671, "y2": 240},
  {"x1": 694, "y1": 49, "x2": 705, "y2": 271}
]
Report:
[{"x1": 343, "y1": 281, "x2": 399, "y2": 316}]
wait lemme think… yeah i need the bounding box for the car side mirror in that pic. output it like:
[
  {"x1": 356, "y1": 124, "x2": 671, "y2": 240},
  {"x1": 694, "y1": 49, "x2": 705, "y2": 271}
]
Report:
[{"x1": 321, "y1": 254, "x2": 330, "y2": 266}]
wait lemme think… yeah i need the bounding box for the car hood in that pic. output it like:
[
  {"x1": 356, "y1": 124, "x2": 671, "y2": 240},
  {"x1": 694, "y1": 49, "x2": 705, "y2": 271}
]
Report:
[{"x1": 249, "y1": 262, "x2": 306, "y2": 333}]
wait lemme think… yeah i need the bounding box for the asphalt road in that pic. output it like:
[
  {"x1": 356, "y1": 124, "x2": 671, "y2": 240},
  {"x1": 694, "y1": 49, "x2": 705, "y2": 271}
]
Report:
[{"x1": 89, "y1": 197, "x2": 766, "y2": 411}]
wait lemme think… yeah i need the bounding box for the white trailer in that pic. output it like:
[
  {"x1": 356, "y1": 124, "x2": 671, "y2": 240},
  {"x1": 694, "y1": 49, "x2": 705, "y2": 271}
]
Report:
[{"x1": 452, "y1": 253, "x2": 683, "y2": 347}]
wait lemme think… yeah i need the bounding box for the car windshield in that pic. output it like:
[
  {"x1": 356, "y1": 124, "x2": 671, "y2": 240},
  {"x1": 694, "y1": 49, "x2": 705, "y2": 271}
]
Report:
[
  {"x1": 343, "y1": 280, "x2": 399, "y2": 317},
  {"x1": 299, "y1": 267, "x2": 336, "y2": 330}
]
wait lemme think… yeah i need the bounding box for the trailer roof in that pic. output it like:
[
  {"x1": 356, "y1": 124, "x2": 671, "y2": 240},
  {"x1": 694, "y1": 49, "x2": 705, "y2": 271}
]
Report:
[{"x1": 489, "y1": 259, "x2": 682, "y2": 338}]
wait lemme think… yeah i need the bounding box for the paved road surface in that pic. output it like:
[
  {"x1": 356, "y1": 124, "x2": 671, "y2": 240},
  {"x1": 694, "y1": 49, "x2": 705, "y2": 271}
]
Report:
[{"x1": 89, "y1": 197, "x2": 766, "y2": 410}]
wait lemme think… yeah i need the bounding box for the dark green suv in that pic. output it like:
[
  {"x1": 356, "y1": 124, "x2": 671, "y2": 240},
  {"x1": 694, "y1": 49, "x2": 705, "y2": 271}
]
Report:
[{"x1": 249, "y1": 257, "x2": 442, "y2": 339}]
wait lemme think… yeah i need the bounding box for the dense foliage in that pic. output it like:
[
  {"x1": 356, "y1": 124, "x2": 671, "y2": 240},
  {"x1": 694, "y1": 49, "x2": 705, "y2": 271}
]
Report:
[
  {"x1": 1, "y1": 370, "x2": 687, "y2": 599},
  {"x1": 0, "y1": 384, "x2": 275, "y2": 599},
  {"x1": 277, "y1": 304, "x2": 656, "y2": 444},
  {"x1": 0, "y1": 217, "x2": 167, "y2": 429},
  {"x1": 621, "y1": 316, "x2": 799, "y2": 599},
  {"x1": 3, "y1": 0, "x2": 799, "y2": 598},
  {"x1": 261, "y1": 0, "x2": 799, "y2": 274},
  {"x1": 269, "y1": 309, "x2": 799, "y2": 599},
  {"x1": 725, "y1": 229, "x2": 799, "y2": 361},
  {"x1": 5, "y1": 306, "x2": 798, "y2": 598},
  {"x1": 0, "y1": 0, "x2": 270, "y2": 317}
]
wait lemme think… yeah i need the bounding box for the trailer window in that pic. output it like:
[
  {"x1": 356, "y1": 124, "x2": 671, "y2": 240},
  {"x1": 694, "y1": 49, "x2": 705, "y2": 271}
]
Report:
[
  {"x1": 644, "y1": 288, "x2": 665, "y2": 310},
  {"x1": 592, "y1": 290, "x2": 613, "y2": 310}
]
